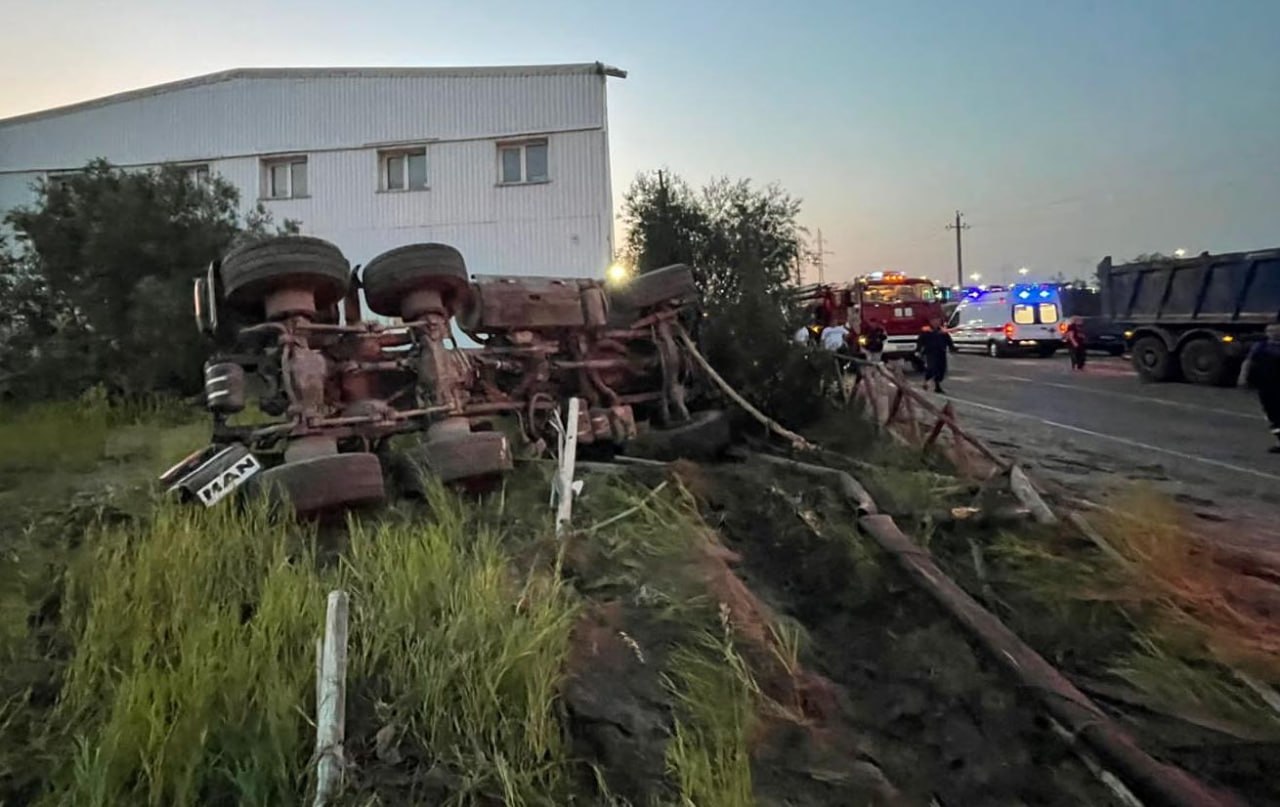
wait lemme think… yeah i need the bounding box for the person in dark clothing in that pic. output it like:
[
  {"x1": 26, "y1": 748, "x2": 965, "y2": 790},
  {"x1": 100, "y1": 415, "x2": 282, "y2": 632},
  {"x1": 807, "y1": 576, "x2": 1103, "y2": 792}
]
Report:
[
  {"x1": 863, "y1": 319, "x2": 888, "y2": 363},
  {"x1": 1240, "y1": 323, "x2": 1280, "y2": 453},
  {"x1": 916, "y1": 320, "x2": 957, "y2": 393},
  {"x1": 1064, "y1": 316, "x2": 1087, "y2": 370}
]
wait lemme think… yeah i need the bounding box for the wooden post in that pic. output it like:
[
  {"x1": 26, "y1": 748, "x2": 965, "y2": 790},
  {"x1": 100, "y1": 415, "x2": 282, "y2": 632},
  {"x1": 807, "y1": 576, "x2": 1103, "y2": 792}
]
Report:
[
  {"x1": 902, "y1": 392, "x2": 922, "y2": 444},
  {"x1": 1010, "y1": 464, "x2": 1058, "y2": 525},
  {"x1": 886, "y1": 386, "x2": 905, "y2": 425},
  {"x1": 315, "y1": 590, "x2": 350, "y2": 807},
  {"x1": 923, "y1": 411, "x2": 948, "y2": 450},
  {"x1": 555, "y1": 397, "x2": 582, "y2": 538}
]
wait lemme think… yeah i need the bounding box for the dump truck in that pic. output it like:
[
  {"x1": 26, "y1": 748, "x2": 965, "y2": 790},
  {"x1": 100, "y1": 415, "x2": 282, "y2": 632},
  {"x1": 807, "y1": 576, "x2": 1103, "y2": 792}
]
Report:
[{"x1": 1097, "y1": 249, "x2": 1280, "y2": 384}]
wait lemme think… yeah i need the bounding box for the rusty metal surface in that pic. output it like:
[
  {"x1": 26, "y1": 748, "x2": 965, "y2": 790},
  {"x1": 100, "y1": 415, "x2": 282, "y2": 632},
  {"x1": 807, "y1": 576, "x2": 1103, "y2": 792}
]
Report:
[{"x1": 200, "y1": 239, "x2": 716, "y2": 477}]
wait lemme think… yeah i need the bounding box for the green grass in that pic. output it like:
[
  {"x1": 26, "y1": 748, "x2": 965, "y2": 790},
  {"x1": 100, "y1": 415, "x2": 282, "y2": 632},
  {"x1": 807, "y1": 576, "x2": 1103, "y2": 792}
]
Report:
[
  {"x1": 1113, "y1": 635, "x2": 1280, "y2": 736},
  {"x1": 340, "y1": 484, "x2": 579, "y2": 806},
  {"x1": 0, "y1": 400, "x2": 112, "y2": 478},
  {"x1": 2, "y1": 403, "x2": 798, "y2": 807},
  {"x1": 51, "y1": 500, "x2": 325, "y2": 806},
  {"x1": 663, "y1": 611, "x2": 758, "y2": 807}
]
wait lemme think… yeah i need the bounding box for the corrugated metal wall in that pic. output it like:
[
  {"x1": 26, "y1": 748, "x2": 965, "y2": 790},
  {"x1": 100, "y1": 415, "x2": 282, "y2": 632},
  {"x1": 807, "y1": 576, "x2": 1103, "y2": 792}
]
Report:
[{"x1": 0, "y1": 70, "x2": 615, "y2": 278}]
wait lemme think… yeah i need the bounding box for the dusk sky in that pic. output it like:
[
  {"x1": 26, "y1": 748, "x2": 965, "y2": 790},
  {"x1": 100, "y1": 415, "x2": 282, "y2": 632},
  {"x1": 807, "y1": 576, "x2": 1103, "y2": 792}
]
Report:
[{"x1": 3, "y1": 0, "x2": 1278, "y2": 285}]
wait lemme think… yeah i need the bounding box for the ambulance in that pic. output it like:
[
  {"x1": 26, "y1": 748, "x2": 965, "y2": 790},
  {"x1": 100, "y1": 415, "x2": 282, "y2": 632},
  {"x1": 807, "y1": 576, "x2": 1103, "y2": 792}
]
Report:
[{"x1": 946, "y1": 284, "x2": 1065, "y2": 357}]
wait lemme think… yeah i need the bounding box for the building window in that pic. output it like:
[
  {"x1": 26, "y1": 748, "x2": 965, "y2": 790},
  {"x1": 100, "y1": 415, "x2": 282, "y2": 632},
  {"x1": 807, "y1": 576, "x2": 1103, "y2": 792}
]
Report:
[
  {"x1": 497, "y1": 139, "x2": 549, "y2": 185},
  {"x1": 183, "y1": 164, "x2": 211, "y2": 185},
  {"x1": 262, "y1": 157, "x2": 308, "y2": 199},
  {"x1": 379, "y1": 148, "x2": 428, "y2": 191}
]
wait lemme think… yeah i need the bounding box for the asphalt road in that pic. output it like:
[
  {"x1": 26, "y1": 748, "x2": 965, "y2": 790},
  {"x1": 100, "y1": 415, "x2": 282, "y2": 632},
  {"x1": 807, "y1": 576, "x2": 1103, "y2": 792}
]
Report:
[{"x1": 931, "y1": 350, "x2": 1280, "y2": 531}]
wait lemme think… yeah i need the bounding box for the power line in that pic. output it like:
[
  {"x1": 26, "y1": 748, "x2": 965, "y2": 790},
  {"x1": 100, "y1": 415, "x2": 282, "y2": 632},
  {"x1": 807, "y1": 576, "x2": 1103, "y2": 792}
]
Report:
[{"x1": 944, "y1": 210, "x2": 971, "y2": 287}]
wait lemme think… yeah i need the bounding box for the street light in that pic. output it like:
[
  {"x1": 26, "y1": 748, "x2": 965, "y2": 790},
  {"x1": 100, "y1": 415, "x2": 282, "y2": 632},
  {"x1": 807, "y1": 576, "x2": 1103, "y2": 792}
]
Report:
[
  {"x1": 1018, "y1": 267, "x2": 1029, "y2": 277},
  {"x1": 606, "y1": 262, "x2": 631, "y2": 285},
  {"x1": 969, "y1": 273, "x2": 981, "y2": 283},
  {"x1": 1173, "y1": 248, "x2": 1187, "y2": 258}
]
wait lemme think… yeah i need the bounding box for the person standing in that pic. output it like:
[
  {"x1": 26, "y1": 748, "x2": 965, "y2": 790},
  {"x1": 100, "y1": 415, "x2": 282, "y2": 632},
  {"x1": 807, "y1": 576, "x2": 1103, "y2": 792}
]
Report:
[
  {"x1": 1239, "y1": 324, "x2": 1280, "y2": 453},
  {"x1": 864, "y1": 318, "x2": 888, "y2": 364},
  {"x1": 916, "y1": 320, "x2": 957, "y2": 393},
  {"x1": 820, "y1": 322, "x2": 850, "y2": 352},
  {"x1": 1064, "y1": 316, "x2": 1088, "y2": 370}
]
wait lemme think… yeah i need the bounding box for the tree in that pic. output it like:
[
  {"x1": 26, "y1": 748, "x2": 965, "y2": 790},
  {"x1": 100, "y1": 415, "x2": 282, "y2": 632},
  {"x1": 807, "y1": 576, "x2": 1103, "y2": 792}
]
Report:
[
  {"x1": 1, "y1": 160, "x2": 295, "y2": 402},
  {"x1": 620, "y1": 170, "x2": 829, "y2": 427},
  {"x1": 620, "y1": 170, "x2": 805, "y2": 310},
  {"x1": 620, "y1": 170, "x2": 711, "y2": 274}
]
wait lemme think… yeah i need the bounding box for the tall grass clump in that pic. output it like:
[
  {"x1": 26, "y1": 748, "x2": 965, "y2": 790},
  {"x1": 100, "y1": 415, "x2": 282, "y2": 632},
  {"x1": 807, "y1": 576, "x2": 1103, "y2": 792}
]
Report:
[
  {"x1": 663, "y1": 607, "x2": 757, "y2": 807},
  {"x1": 0, "y1": 397, "x2": 111, "y2": 478},
  {"x1": 341, "y1": 483, "x2": 579, "y2": 806},
  {"x1": 50, "y1": 499, "x2": 325, "y2": 807},
  {"x1": 1095, "y1": 486, "x2": 1280, "y2": 678}
]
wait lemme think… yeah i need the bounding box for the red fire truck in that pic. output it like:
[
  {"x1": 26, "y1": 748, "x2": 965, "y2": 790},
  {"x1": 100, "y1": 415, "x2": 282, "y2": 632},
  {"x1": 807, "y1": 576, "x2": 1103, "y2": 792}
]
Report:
[{"x1": 796, "y1": 272, "x2": 945, "y2": 362}]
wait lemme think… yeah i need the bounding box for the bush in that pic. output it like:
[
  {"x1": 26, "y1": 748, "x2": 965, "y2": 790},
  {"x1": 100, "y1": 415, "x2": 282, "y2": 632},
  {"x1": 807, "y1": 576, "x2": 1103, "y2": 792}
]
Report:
[
  {"x1": 1, "y1": 161, "x2": 295, "y2": 404},
  {"x1": 699, "y1": 249, "x2": 833, "y2": 429}
]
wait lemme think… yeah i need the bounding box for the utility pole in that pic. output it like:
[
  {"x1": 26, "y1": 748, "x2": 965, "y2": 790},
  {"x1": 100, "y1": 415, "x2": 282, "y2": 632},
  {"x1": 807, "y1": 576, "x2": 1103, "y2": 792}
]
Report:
[
  {"x1": 813, "y1": 228, "x2": 833, "y2": 284},
  {"x1": 945, "y1": 211, "x2": 970, "y2": 287}
]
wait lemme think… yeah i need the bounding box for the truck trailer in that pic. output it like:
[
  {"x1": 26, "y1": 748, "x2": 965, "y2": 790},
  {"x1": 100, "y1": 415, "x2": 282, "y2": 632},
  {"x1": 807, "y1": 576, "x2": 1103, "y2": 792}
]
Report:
[{"x1": 1097, "y1": 249, "x2": 1280, "y2": 385}]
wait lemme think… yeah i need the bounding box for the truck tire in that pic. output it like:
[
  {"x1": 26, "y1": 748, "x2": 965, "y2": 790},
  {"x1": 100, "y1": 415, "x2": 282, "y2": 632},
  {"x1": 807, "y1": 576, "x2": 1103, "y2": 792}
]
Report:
[
  {"x1": 362, "y1": 243, "x2": 472, "y2": 318},
  {"x1": 421, "y1": 431, "x2": 513, "y2": 484},
  {"x1": 255, "y1": 452, "x2": 385, "y2": 517},
  {"x1": 611, "y1": 264, "x2": 698, "y2": 311},
  {"x1": 986, "y1": 341, "x2": 1005, "y2": 359},
  {"x1": 1131, "y1": 336, "x2": 1176, "y2": 382},
  {"x1": 221, "y1": 236, "x2": 350, "y2": 312},
  {"x1": 627, "y1": 409, "x2": 730, "y2": 461},
  {"x1": 1179, "y1": 337, "x2": 1229, "y2": 386}
]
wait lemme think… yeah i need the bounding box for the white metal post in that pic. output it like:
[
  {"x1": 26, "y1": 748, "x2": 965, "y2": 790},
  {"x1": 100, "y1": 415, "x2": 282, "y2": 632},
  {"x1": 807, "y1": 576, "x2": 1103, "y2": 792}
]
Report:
[
  {"x1": 314, "y1": 590, "x2": 349, "y2": 807},
  {"x1": 554, "y1": 397, "x2": 582, "y2": 537}
]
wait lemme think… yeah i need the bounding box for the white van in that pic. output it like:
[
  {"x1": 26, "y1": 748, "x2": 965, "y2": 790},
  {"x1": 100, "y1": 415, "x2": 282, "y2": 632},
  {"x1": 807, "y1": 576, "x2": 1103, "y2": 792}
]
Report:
[{"x1": 947, "y1": 285, "x2": 1064, "y2": 358}]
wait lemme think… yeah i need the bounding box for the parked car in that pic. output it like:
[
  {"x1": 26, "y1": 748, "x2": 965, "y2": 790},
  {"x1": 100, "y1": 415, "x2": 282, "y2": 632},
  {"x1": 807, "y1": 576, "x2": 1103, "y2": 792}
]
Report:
[
  {"x1": 1058, "y1": 287, "x2": 1125, "y2": 356},
  {"x1": 161, "y1": 237, "x2": 729, "y2": 515}
]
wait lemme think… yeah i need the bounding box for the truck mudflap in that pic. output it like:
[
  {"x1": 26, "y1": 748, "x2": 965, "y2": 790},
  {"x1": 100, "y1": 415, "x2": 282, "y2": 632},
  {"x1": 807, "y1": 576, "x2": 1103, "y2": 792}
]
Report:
[{"x1": 162, "y1": 443, "x2": 262, "y2": 507}]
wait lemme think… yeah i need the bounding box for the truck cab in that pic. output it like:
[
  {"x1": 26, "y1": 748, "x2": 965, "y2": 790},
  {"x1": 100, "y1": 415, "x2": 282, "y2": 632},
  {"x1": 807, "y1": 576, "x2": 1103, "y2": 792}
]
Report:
[{"x1": 854, "y1": 272, "x2": 945, "y2": 358}]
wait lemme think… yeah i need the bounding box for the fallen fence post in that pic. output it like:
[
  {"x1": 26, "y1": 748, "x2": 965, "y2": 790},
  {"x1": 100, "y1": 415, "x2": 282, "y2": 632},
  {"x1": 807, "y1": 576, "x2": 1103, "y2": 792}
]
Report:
[
  {"x1": 315, "y1": 590, "x2": 350, "y2": 807},
  {"x1": 751, "y1": 452, "x2": 878, "y2": 516},
  {"x1": 857, "y1": 514, "x2": 1238, "y2": 807},
  {"x1": 677, "y1": 327, "x2": 815, "y2": 451},
  {"x1": 1010, "y1": 464, "x2": 1058, "y2": 525}
]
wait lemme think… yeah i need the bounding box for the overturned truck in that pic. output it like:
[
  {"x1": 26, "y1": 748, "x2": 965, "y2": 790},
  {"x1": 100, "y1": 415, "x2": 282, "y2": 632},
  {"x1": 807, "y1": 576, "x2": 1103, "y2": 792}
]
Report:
[{"x1": 162, "y1": 236, "x2": 729, "y2": 514}]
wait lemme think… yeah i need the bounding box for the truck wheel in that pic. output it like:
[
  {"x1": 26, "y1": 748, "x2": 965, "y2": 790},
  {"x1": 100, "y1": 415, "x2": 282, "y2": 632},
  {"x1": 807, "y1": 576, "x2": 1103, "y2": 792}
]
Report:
[
  {"x1": 255, "y1": 452, "x2": 385, "y2": 517},
  {"x1": 221, "y1": 236, "x2": 350, "y2": 314},
  {"x1": 986, "y1": 341, "x2": 1005, "y2": 359},
  {"x1": 1179, "y1": 337, "x2": 1228, "y2": 386},
  {"x1": 1131, "y1": 336, "x2": 1176, "y2": 382},
  {"x1": 627, "y1": 409, "x2": 730, "y2": 461},
  {"x1": 362, "y1": 243, "x2": 472, "y2": 318},
  {"x1": 611, "y1": 264, "x2": 698, "y2": 311},
  {"x1": 421, "y1": 431, "x2": 513, "y2": 484}
]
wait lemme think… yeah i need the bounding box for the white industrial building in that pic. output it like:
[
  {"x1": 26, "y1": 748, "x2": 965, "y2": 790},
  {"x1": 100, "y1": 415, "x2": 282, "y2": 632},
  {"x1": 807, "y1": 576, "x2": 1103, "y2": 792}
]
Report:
[{"x1": 0, "y1": 63, "x2": 624, "y2": 278}]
